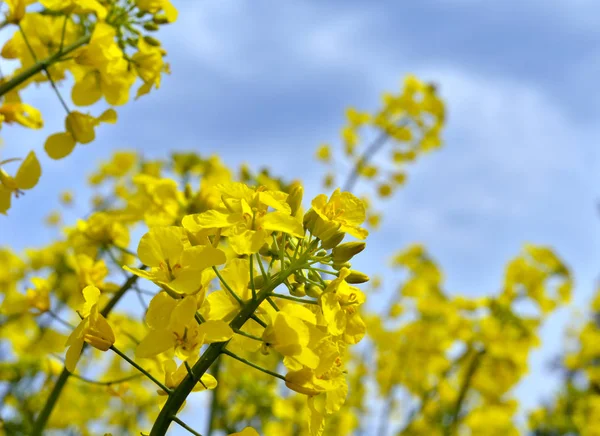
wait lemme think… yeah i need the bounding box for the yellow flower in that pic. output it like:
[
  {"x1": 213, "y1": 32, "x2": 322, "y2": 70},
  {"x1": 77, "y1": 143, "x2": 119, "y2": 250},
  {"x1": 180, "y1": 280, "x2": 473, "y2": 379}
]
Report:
[
  {"x1": 40, "y1": 0, "x2": 107, "y2": 19},
  {"x1": 124, "y1": 226, "x2": 226, "y2": 297},
  {"x1": 65, "y1": 285, "x2": 115, "y2": 372},
  {"x1": 159, "y1": 358, "x2": 217, "y2": 395},
  {"x1": 4, "y1": 0, "x2": 27, "y2": 23},
  {"x1": 183, "y1": 182, "x2": 304, "y2": 255},
  {"x1": 0, "y1": 102, "x2": 42, "y2": 129},
  {"x1": 136, "y1": 292, "x2": 233, "y2": 359},
  {"x1": 45, "y1": 109, "x2": 117, "y2": 160},
  {"x1": 0, "y1": 151, "x2": 41, "y2": 214},
  {"x1": 319, "y1": 268, "x2": 366, "y2": 344},
  {"x1": 262, "y1": 304, "x2": 321, "y2": 370},
  {"x1": 135, "y1": 0, "x2": 178, "y2": 22},
  {"x1": 306, "y1": 189, "x2": 368, "y2": 241}
]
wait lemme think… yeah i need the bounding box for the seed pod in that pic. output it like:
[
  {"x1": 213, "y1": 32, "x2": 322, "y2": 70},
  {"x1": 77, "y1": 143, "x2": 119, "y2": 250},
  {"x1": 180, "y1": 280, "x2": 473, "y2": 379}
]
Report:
[
  {"x1": 345, "y1": 270, "x2": 370, "y2": 284},
  {"x1": 332, "y1": 242, "x2": 366, "y2": 263}
]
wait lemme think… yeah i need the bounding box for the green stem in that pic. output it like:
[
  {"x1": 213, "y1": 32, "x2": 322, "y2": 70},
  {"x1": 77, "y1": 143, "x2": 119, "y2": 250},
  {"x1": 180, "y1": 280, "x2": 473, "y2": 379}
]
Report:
[
  {"x1": 30, "y1": 271, "x2": 143, "y2": 436},
  {"x1": 446, "y1": 349, "x2": 485, "y2": 436},
  {"x1": 222, "y1": 349, "x2": 285, "y2": 381},
  {"x1": 110, "y1": 346, "x2": 171, "y2": 394},
  {"x1": 249, "y1": 254, "x2": 256, "y2": 300},
  {"x1": 233, "y1": 328, "x2": 263, "y2": 342},
  {"x1": 71, "y1": 372, "x2": 142, "y2": 386},
  {"x1": 150, "y1": 253, "x2": 310, "y2": 435},
  {"x1": 212, "y1": 266, "x2": 243, "y2": 304},
  {"x1": 0, "y1": 34, "x2": 90, "y2": 98},
  {"x1": 270, "y1": 292, "x2": 319, "y2": 305},
  {"x1": 172, "y1": 416, "x2": 203, "y2": 436},
  {"x1": 206, "y1": 357, "x2": 221, "y2": 436}
]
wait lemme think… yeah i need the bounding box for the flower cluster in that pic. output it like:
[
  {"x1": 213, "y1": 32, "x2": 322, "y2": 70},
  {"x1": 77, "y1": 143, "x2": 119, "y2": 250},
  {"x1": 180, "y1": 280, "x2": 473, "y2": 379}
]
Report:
[
  {"x1": 0, "y1": 0, "x2": 176, "y2": 213},
  {"x1": 316, "y1": 75, "x2": 445, "y2": 227}
]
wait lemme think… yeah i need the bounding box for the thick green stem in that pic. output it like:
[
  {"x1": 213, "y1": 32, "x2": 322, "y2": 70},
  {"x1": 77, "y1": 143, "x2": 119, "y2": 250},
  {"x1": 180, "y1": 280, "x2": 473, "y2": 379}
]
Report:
[
  {"x1": 0, "y1": 34, "x2": 90, "y2": 97},
  {"x1": 30, "y1": 270, "x2": 143, "y2": 436},
  {"x1": 150, "y1": 256, "x2": 309, "y2": 435},
  {"x1": 446, "y1": 349, "x2": 485, "y2": 436}
]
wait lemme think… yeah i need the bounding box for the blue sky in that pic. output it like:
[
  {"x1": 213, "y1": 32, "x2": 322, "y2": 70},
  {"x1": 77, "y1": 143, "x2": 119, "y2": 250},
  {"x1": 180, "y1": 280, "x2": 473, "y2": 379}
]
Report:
[{"x1": 1, "y1": 0, "x2": 599, "y2": 434}]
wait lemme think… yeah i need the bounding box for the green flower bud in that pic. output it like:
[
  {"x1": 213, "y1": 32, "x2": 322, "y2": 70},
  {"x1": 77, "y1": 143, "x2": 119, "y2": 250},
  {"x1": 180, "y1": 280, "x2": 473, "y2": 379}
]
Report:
[
  {"x1": 321, "y1": 231, "x2": 345, "y2": 250},
  {"x1": 332, "y1": 242, "x2": 366, "y2": 263},
  {"x1": 286, "y1": 182, "x2": 303, "y2": 216},
  {"x1": 290, "y1": 283, "x2": 306, "y2": 297},
  {"x1": 143, "y1": 22, "x2": 160, "y2": 31},
  {"x1": 251, "y1": 275, "x2": 266, "y2": 290},
  {"x1": 305, "y1": 284, "x2": 323, "y2": 298},
  {"x1": 143, "y1": 36, "x2": 161, "y2": 47},
  {"x1": 153, "y1": 14, "x2": 169, "y2": 24},
  {"x1": 307, "y1": 270, "x2": 321, "y2": 283},
  {"x1": 345, "y1": 270, "x2": 370, "y2": 284},
  {"x1": 332, "y1": 261, "x2": 351, "y2": 271}
]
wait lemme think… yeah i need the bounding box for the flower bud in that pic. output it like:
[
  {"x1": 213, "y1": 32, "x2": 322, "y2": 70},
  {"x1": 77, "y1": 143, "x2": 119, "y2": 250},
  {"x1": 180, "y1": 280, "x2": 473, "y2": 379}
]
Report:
[
  {"x1": 143, "y1": 36, "x2": 161, "y2": 47},
  {"x1": 307, "y1": 270, "x2": 321, "y2": 283},
  {"x1": 143, "y1": 22, "x2": 160, "y2": 31},
  {"x1": 286, "y1": 183, "x2": 303, "y2": 216},
  {"x1": 153, "y1": 14, "x2": 170, "y2": 24},
  {"x1": 251, "y1": 275, "x2": 266, "y2": 290},
  {"x1": 332, "y1": 261, "x2": 351, "y2": 271},
  {"x1": 305, "y1": 284, "x2": 323, "y2": 298},
  {"x1": 345, "y1": 270, "x2": 370, "y2": 284},
  {"x1": 321, "y1": 231, "x2": 345, "y2": 250},
  {"x1": 290, "y1": 283, "x2": 306, "y2": 297},
  {"x1": 332, "y1": 242, "x2": 366, "y2": 263}
]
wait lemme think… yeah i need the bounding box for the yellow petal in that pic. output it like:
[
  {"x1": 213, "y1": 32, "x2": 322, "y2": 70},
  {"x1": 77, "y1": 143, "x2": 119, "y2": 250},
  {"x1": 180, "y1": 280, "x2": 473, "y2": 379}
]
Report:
[
  {"x1": 181, "y1": 246, "x2": 226, "y2": 271},
  {"x1": 66, "y1": 112, "x2": 96, "y2": 144},
  {"x1": 168, "y1": 296, "x2": 197, "y2": 331},
  {"x1": 14, "y1": 151, "x2": 41, "y2": 190},
  {"x1": 182, "y1": 210, "x2": 241, "y2": 230},
  {"x1": 197, "y1": 320, "x2": 233, "y2": 343},
  {"x1": 72, "y1": 71, "x2": 103, "y2": 106},
  {"x1": 45, "y1": 132, "x2": 76, "y2": 160},
  {"x1": 135, "y1": 329, "x2": 175, "y2": 358},
  {"x1": 137, "y1": 226, "x2": 185, "y2": 267},
  {"x1": 98, "y1": 108, "x2": 117, "y2": 124},
  {"x1": 145, "y1": 292, "x2": 178, "y2": 330},
  {"x1": 0, "y1": 188, "x2": 11, "y2": 214},
  {"x1": 65, "y1": 337, "x2": 85, "y2": 373},
  {"x1": 262, "y1": 211, "x2": 304, "y2": 238}
]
